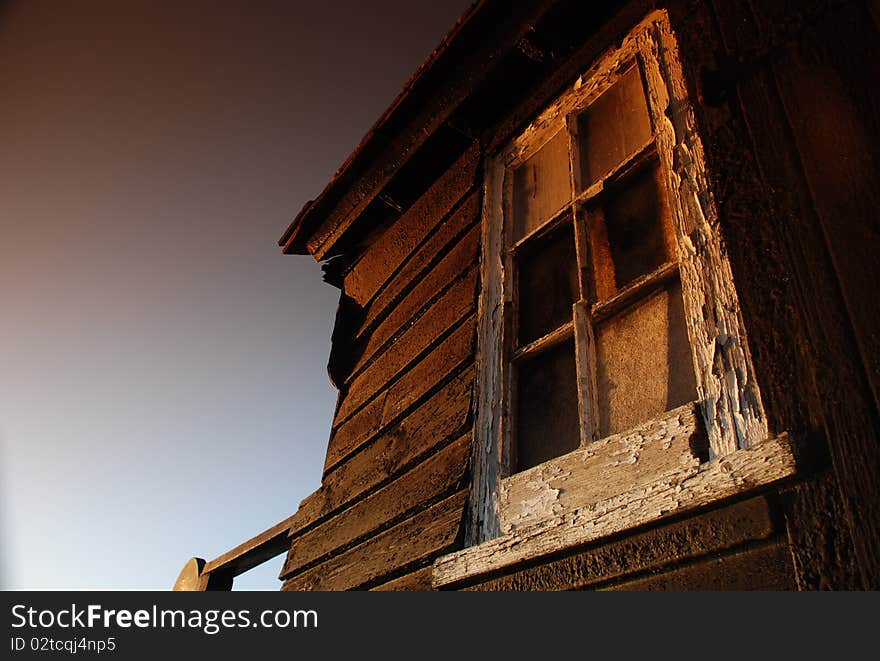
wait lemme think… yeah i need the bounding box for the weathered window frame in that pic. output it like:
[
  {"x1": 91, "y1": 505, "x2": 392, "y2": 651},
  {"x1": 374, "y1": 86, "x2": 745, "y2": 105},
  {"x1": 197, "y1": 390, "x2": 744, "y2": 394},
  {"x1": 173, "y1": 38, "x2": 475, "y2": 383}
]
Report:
[{"x1": 434, "y1": 10, "x2": 797, "y2": 588}]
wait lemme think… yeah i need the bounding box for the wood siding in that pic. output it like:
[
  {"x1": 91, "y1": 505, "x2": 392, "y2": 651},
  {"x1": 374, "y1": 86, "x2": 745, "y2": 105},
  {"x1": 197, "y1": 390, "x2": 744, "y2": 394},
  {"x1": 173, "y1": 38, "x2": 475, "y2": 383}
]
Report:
[{"x1": 280, "y1": 142, "x2": 482, "y2": 590}]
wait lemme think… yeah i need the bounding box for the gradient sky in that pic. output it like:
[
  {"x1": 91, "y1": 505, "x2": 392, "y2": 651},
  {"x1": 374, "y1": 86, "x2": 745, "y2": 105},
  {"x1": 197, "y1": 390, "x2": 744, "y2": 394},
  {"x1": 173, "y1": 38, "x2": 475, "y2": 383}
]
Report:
[{"x1": 0, "y1": 0, "x2": 471, "y2": 590}]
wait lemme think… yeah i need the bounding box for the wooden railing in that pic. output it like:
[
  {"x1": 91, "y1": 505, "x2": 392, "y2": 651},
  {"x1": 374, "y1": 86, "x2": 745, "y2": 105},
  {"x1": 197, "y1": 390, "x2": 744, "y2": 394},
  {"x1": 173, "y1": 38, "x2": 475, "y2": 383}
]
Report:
[{"x1": 172, "y1": 513, "x2": 296, "y2": 591}]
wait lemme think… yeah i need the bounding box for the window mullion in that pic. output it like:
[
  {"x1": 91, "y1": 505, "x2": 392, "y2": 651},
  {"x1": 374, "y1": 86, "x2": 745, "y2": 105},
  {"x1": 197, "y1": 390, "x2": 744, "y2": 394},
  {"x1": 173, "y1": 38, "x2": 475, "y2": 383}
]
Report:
[
  {"x1": 500, "y1": 169, "x2": 517, "y2": 478},
  {"x1": 567, "y1": 112, "x2": 600, "y2": 447},
  {"x1": 573, "y1": 300, "x2": 600, "y2": 446}
]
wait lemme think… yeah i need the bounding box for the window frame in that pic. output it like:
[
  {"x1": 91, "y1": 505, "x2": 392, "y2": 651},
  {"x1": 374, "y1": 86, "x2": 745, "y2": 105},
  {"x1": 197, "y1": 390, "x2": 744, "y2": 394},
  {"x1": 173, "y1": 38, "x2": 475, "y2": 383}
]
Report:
[{"x1": 459, "y1": 10, "x2": 784, "y2": 561}]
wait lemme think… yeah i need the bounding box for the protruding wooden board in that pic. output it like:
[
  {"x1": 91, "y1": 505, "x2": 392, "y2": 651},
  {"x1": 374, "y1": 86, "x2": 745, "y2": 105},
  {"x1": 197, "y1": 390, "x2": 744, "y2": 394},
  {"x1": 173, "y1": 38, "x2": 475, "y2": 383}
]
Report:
[
  {"x1": 343, "y1": 143, "x2": 480, "y2": 306},
  {"x1": 497, "y1": 402, "x2": 704, "y2": 534},
  {"x1": 360, "y1": 191, "x2": 481, "y2": 338},
  {"x1": 282, "y1": 437, "x2": 470, "y2": 578},
  {"x1": 325, "y1": 316, "x2": 475, "y2": 473},
  {"x1": 334, "y1": 268, "x2": 477, "y2": 425},
  {"x1": 434, "y1": 433, "x2": 798, "y2": 588},
  {"x1": 603, "y1": 541, "x2": 796, "y2": 591},
  {"x1": 283, "y1": 491, "x2": 467, "y2": 591},
  {"x1": 464, "y1": 496, "x2": 775, "y2": 591},
  {"x1": 349, "y1": 222, "x2": 481, "y2": 380},
  {"x1": 202, "y1": 514, "x2": 297, "y2": 578}
]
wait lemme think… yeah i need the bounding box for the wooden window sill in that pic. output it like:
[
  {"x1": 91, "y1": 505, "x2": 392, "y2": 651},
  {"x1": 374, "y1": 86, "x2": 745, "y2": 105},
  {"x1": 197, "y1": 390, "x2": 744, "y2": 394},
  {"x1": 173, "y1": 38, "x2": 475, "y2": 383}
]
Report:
[{"x1": 432, "y1": 408, "x2": 798, "y2": 589}]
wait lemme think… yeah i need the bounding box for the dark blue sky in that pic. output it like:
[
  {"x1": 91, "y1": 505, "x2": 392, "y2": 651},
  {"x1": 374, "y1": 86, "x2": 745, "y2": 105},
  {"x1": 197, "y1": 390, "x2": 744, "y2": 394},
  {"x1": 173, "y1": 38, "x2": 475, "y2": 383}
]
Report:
[{"x1": 0, "y1": 0, "x2": 471, "y2": 589}]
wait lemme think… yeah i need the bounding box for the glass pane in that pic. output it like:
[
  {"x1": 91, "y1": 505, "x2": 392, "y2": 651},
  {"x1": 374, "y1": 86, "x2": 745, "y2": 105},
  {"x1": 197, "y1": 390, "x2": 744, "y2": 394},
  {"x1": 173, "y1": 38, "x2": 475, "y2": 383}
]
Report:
[
  {"x1": 515, "y1": 340, "x2": 580, "y2": 471},
  {"x1": 595, "y1": 280, "x2": 696, "y2": 437},
  {"x1": 516, "y1": 222, "x2": 578, "y2": 346},
  {"x1": 512, "y1": 130, "x2": 571, "y2": 242},
  {"x1": 576, "y1": 64, "x2": 653, "y2": 188},
  {"x1": 590, "y1": 163, "x2": 675, "y2": 299}
]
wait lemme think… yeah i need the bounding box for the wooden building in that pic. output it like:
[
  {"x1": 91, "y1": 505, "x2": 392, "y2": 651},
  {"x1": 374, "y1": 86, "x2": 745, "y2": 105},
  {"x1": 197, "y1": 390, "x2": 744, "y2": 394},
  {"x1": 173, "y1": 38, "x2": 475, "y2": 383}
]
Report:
[{"x1": 178, "y1": 0, "x2": 880, "y2": 591}]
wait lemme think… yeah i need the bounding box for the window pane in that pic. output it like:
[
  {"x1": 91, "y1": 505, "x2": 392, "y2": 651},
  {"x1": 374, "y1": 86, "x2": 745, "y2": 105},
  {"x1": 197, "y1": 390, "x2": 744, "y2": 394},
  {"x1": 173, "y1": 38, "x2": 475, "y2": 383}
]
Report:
[
  {"x1": 589, "y1": 163, "x2": 676, "y2": 299},
  {"x1": 516, "y1": 222, "x2": 578, "y2": 346},
  {"x1": 512, "y1": 130, "x2": 571, "y2": 242},
  {"x1": 576, "y1": 65, "x2": 653, "y2": 188},
  {"x1": 515, "y1": 340, "x2": 580, "y2": 471},
  {"x1": 595, "y1": 280, "x2": 696, "y2": 437}
]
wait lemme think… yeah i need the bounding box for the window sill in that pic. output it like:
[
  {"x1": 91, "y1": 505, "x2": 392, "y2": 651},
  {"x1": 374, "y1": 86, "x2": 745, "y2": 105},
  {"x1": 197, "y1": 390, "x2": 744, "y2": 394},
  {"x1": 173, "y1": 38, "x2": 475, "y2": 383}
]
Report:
[{"x1": 432, "y1": 416, "x2": 798, "y2": 589}]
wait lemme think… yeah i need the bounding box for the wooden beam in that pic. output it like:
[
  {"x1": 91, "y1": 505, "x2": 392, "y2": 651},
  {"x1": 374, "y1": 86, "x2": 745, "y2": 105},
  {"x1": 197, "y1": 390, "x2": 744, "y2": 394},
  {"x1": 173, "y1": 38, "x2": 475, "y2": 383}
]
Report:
[{"x1": 202, "y1": 514, "x2": 297, "y2": 578}]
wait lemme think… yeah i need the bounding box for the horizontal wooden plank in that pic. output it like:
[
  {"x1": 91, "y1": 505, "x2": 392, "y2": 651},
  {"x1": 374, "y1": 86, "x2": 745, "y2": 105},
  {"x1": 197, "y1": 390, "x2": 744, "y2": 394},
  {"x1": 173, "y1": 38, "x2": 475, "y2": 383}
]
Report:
[
  {"x1": 292, "y1": 368, "x2": 474, "y2": 538},
  {"x1": 202, "y1": 514, "x2": 295, "y2": 578},
  {"x1": 463, "y1": 496, "x2": 775, "y2": 590},
  {"x1": 349, "y1": 221, "x2": 481, "y2": 379},
  {"x1": 379, "y1": 316, "x2": 475, "y2": 427},
  {"x1": 282, "y1": 491, "x2": 468, "y2": 591},
  {"x1": 433, "y1": 433, "x2": 799, "y2": 588},
  {"x1": 370, "y1": 566, "x2": 434, "y2": 591},
  {"x1": 360, "y1": 191, "x2": 481, "y2": 337},
  {"x1": 343, "y1": 143, "x2": 480, "y2": 306},
  {"x1": 603, "y1": 541, "x2": 796, "y2": 591},
  {"x1": 334, "y1": 267, "x2": 477, "y2": 424},
  {"x1": 283, "y1": 436, "x2": 470, "y2": 577},
  {"x1": 326, "y1": 315, "x2": 475, "y2": 472},
  {"x1": 497, "y1": 402, "x2": 705, "y2": 534},
  {"x1": 324, "y1": 394, "x2": 385, "y2": 475}
]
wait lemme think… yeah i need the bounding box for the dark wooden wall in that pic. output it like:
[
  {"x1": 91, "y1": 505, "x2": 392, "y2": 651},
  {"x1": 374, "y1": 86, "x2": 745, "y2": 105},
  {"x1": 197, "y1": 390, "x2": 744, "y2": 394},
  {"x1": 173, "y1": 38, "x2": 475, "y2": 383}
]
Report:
[
  {"x1": 670, "y1": 0, "x2": 879, "y2": 589},
  {"x1": 281, "y1": 0, "x2": 879, "y2": 590}
]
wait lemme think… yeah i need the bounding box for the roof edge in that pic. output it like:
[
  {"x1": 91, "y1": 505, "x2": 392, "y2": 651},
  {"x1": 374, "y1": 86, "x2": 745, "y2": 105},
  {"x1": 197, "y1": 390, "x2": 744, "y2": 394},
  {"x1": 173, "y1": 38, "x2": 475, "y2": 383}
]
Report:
[{"x1": 278, "y1": 1, "x2": 485, "y2": 257}]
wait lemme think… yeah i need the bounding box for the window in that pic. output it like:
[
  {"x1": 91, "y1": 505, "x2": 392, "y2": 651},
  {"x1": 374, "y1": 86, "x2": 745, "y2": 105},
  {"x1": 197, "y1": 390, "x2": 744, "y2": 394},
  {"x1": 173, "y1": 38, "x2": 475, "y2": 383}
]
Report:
[
  {"x1": 436, "y1": 11, "x2": 798, "y2": 588},
  {"x1": 506, "y1": 61, "x2": 697, "y2": 473}
]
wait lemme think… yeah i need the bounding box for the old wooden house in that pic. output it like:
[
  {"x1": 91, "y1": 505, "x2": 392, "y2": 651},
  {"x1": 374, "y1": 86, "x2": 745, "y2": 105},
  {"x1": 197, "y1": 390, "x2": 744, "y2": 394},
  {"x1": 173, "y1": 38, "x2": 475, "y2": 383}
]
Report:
[{"x1": 176, "y1": 0, "x2": 880, "y2": 591}]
